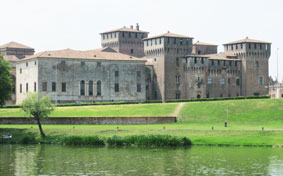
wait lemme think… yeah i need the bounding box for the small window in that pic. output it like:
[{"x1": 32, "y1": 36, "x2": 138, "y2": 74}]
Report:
[
  {"x1": 20, "y1": 84, "x2": 22, "y2": 93},
  {"x1": 180, "y1": 39, "x2": 183, "y2": 45},
  {"x1": 201, "y1": 58, "x2": 204, "y2": 64},
  {"x1": 256, "y1": 61, "x2": 259, "y2": 69},
  {"x1": 241, "y1": 43, "x2": 243, "y2": 49},
  {"x1": 155, "y1": 39, "x2": 157, "y2": 45},
  {"x1": 141, "y1": 34, "x2": 144, "y2": 39},
  {"x1": 211, "y1": 60, "x2": 214, "y2": 66},
  {"x1": 42, "y1": 82, "x2": 47, "y2": 91},
  {"x1": 159, "y1": 38, "x2": 162, "y2": 44},
  {"x1": 34, "y1": 61, "x2": 37, "y2": 65},
  {"x1": 115, "y1": 71, "x2": 119, "y2": 77},
  {"x1": 89, "y1": 81, "x2": 93, "y2": 96},
  {"x1": 20, "y1": 69, "x2": 22, "y2": 74},
  {"x1": 254, "y1": 43, "x2": 257, "y2": 49},
  {"x1": 97, "y1": 80, "x2": 101, "y2": 96},
  {"x1": 61, "y1": 61, "x2": 65, "y2": 67},
  {"x1": 80, "y1": 80, "x2": 85, "y2": 95},
  {"x1": 26, "y1": 62, "x2": 28, "y2": 67},
  {"x1": 137, "y1": 83, "x2": 141, "y2": 92},
  {"x1": 236, "y1": 78, "x2": 240, "y2": 86},
  {"x1": 34, "y1": 82, "x2": 36, "y2": 92},
  {"x1": 228, "y1": 78, "x2": 231, "y2": 85},
  {"x1": 194, "y1": 58, "x2": 197, "y2": 64},
  {"x1": 249, "y1": 43, "x2": 251, "y2": 49},
  {"x1": 81, "y1": 61, "x2": 85, "y2": 66},
  {"x1": 97, "y1": 62, "x2": 101, "y2": 67},
  {"x1": 231, "y1": 45, "x2": 233, "y2": 50},
  {"x1": 167, "y1": 38, "x2": 170, "y2": 44},
  {"x1": 137, "y1": 71, "x2": 141, "y2": 78},
  {"x1": 223, "y1": 61, "x2": 226, "y2": 66},
  {"x1": 26, "y1": 83, "x2": 28, "y2": 92},
  {"x1": 176, "y1": 58, "x2": 179, "y2": 67},
  {"x1": 115, "y1": 83, "x2": 119, "y2": 92},
  {"x1": 176, "y1": 93, "x2": 180, "y2": 99},
  {"x1": 235, "y1": 61, "x2": 238, "y2": 67},
  {"x1": 208, "y1": 77, "x2": 212, "y2": 84},
  {"x1": 122, "y1": 32, "x2": 125, "y2": 38},
  {"x1": 173, "y1": 38, "x2": 176, "y2": 44},
  {"x1": 198, "y1": 50, "x2": 201, "y2": 55},
  {"x1": 258, "y1": 77, "x2": 264, "y2": 85},
  {"x1": 52, "y1": 82, "x2": 56, "y2": 92},
  {"x1": 62, "y1": 82, "x2": 66, "y2": 92},
  {"x1": 176, "y1": 75, "x2": 180, "y2": 84},
  {"x1": 229, "y1": 61, "x2": 232, "y2": 66},
  {"x1": 135, "y1": 33, "x2": 137, "y2": 38},
  {"x1": 221, "y1": 78, "x2": 225, "y2": 85},
  {"x1": 260, "y1": 44, "x2": 262, "y2": 50},
  {"x1": 130, "y1": 49, "x2": 134, "y2": 54},
  {"x1": 114, "y1": 33, "x2": 117, "y2": 38}
]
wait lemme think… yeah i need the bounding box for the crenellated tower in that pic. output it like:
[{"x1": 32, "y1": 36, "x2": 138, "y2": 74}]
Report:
[{"x1": 223, "y1": 37, "x2": 271, "y2": 96}]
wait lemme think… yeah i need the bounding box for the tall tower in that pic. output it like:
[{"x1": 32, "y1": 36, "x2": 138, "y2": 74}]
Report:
[
  {"x1": 100, "y1": 24, "x2": 149, "y2": 58},
  {"x1": 223, "y1": 37, "x2": 271, "y2": 96},
  {"x1": 144, "y1": 32, "x2": 193, "y2": 102}
]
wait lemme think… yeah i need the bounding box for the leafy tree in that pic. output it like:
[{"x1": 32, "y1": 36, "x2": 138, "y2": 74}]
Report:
[
  {"x1": 22, "y1": 93, "x2": 54, "y2": 138},
  {"x1": 0, "y1": 55, "x2": 13, "y2": 106}
]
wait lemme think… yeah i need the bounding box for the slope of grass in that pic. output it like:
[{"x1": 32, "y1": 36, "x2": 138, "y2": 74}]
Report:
[
  {"x1": 179, "y1": 99, "x2": 283, "y2": 125},
  {"x1": 0, "y1": 103, "x2": 178, "y2": 117}
]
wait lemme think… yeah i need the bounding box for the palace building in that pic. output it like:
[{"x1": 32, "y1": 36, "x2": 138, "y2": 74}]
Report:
[{"x1": 0, "y1": 24, "x2": 271, "y2": 104}]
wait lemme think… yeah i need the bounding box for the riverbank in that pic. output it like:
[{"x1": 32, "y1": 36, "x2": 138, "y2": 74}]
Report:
[{"x1": 1, "y1": 123, "x2": 283, "y2": 147}]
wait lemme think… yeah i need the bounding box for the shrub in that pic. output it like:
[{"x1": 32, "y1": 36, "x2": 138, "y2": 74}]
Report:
[
  {"x1": 63, "y1": 136, "x2": 105, "y2": 146},
  {"x1": 106, "y1": 135, "x2": 125, "y2": 146},
  {"x1": 20, "y1": 136, "x2": 36, "y2": 144}
]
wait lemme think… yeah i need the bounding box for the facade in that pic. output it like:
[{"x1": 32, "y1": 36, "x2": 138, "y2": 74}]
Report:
[
  {"x1": 269, "y1": 83, "x2": 283, "y2": 99},
  {"x1": 0, "y1": 42, "x2": 35, "y2": 104},
  {"x1": 16, "y1": 48, "x2": 146, "y2": 104},
  {"x1": 2, "y1": 25, "x2": 272, "y2": 104}
]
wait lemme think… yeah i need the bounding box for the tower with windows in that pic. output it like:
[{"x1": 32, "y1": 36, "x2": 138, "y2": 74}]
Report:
[
  {"x1": 223, "y1": 37, "x2": 271, "y2": 96},
  {"x1": 100, "y1": 24, "x2": 149, "y2": 58},
  {"x1": 144, "y1": 32, "x2": 193, "y2": 101}
]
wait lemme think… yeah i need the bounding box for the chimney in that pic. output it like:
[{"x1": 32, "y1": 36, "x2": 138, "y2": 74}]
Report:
[
  {"x1": 130, "y1": 25, "x2": 133, "y2": 29},
  {"x1": 136, "y1": 23, "x2": 139, "y2": 31}
]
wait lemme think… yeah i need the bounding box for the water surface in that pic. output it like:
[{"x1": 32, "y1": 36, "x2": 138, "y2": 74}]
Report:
[{"x1": 1, "y1": 145, "x2": 283, "y2": 175}]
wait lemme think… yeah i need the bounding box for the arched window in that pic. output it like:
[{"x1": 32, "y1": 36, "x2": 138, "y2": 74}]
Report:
[
  {"x1": 97, "y1": 80, "x2": 101, "y2": 96},
  {"x1": 89, "y1": 81, "x2": 93, "y2": 96},
  {"x1": 80, "y1": 80, "x2": 85, "y2": 96}
]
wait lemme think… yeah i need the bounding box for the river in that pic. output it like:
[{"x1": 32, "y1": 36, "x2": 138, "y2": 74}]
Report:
[{"x1": 1, "y1": 145, "x2": 283, "y2": 175}]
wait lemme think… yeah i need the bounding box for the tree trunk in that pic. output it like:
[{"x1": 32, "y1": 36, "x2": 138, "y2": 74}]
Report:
[{"x1": 36, "y1": 118, "x2": 45, "y2": 138}]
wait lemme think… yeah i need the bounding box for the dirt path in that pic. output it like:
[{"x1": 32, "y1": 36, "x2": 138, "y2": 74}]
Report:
[{"x1": 172, "y1": 103, "x2": 185, "y2": 117}]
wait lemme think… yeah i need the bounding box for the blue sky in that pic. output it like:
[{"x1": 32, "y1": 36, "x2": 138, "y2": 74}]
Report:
[{"x1": 1, "y1": 0, "x2": 282, "y2": 81}]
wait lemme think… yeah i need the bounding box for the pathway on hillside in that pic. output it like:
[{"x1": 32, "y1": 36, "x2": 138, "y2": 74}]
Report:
[{"x1": 172, "y1": 103, "x2": 185, "y2": 117}]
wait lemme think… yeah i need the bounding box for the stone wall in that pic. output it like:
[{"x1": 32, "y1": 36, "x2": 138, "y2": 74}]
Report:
[{"x1": 0, "y1": 117, "x2": 177, "y2": 125}]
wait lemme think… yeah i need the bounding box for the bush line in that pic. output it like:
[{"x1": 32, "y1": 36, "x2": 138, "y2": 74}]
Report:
[
  {"x1": 1, "y1": 95, "x2": 270, "y2": 108},
  {"x1": 0, "y1": 135, "x2": 192, "y2": 147}
]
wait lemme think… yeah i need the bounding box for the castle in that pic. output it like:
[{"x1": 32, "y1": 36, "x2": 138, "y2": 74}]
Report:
[{"x1": 0, "y1": 24, "x2": 271, "y2": 104}]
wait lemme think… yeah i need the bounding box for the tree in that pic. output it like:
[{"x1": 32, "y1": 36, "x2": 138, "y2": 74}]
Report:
[
  {"x1": 22, "y1": 93, "x2": 54, "y2": 138},
  {"x1": 0, "y1": 55, "x2": 13, "y2": 106}
]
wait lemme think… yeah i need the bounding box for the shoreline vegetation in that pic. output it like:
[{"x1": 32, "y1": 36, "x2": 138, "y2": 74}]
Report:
[{"x1": 1, "y1": 98, "x2": 283, "y2": 147}]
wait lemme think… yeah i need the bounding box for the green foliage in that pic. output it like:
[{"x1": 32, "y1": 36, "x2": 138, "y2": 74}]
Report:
[
  {"x1": 106, "y1": 135, "x2": 192, "y2": 147},
  {"x1": 21, "y1": 93, "x2": 54, "y2": 120},
  {"x1": 20, "y1": 136, "x2": 36, "y2": 144},
  {"x1": 63, "y1": 136, "x2": 105, "y2": 146},
  {"x1": 0, "y1": 55, "x2": 13, "y2": 106}
]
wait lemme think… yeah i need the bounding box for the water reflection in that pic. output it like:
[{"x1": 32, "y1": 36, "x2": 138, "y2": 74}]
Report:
[{"x1": 1, "y1": 145, "x2": 283, "y2": 175}]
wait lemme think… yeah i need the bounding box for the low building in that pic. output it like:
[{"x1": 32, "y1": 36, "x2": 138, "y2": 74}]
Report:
[
  {"x1": 16, "y1": 47, "x2": 147, "y2": 104},
  {"x1": 269, "y1": 83, "x2": 283, "y2": 98}
]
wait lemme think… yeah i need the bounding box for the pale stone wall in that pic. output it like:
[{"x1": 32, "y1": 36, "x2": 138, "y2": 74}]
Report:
[
  {"x1": 16, "y1": 59, "x2": 38, "y2": 104},
  {"x1": 16, "y1": 58, "x2": 146, "y2": 104},
  {"x1": 192, "y1": 45, "x2": 217, "y2": 55}
]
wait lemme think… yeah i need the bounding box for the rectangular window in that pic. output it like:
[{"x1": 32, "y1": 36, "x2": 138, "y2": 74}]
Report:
[
  {"x1": 173, "y1": 38, "x2": 176, "y2": 44},
  {"x1": 26, "y1": 62, "x2": 28, "y2": 67},
  {"x1": 167, "y1": 38, "x2": 170, "y2": 44},
  {"x1": 35, "y1": 61, "x2": 37, "y2": 65},
  {"x1": 20, "y1": 69, "x2": 22, "y2": 74},
  {"x1": 228, "y1": 78, "x2": 231, "y2": 85},
  {"x1": 176, "y1": 93, "x2": 180, "y2": 99},
  {"x1": 194, "y1": 58, "x2": 197, "y2": 64},
  {"x1": 254, "y1": 44, "x2": 257, "y2": 49},
  {"x1": 208, "y1": 77, "x2": 212, "y2": 84},
  {"x1": 135, "y1": 33, "x2": 137, "y2": 38},
  {"x1": 62, "y1": 82, "x2": 66, "y2": 92},
  {"x1": 115, "y1": 71, "x2": 119, "y2": 77},
  {"x1": 223, "y1": 61, "x2": 226, "y2": 66},
  {"x1": 218, "y1": 60, "x2": 220, "y2": 65},
  {"x1": 258, "y1": 77, "x2": 264, "y2": 85},
  {"x1": 159, "y1": 38, "x2": 162, "y2": 44},
  {"x1": 97, "y1": 62, "x2": 101, "y2": 67},
  {"x1": 42, "y1": 82, "x2": 47, "y2": 91},
  {"x1": 26, "y1": 83, "x2": 28, "y2": 92},
  {"x1": 211, "y1": 60, "x2": 214, "y2": 66},
  {"x1": 137, "y1": 71, "x2": 141, "y2": 78},
  {"x1": 61, "y1": 60, "x2": 65, "y2": 67},
  {"x1": 129, "y1": 32, "x2": 131, "y2": 38},
  {"x1": 137, "y1": 83, "x2": 141, "y2": 92},
  {"x1": 249, "y1": 43, "x2": 251, "y2": 49},
  {"x1": 176, "y1": 58, "x2": 179, "y2": 67},
  {"x1": 122, "y1": 32, "x2": 125, "y2": 38},
  {"x1": 81, "y1": 61, "x2": 85, "y2": 66},
  {"x1": 201, "y1": 58, "x2": 204, "y2": 64},
  {"x1": 115, "y1": 83, "x2": 119, "y2": 92},
  {"x1": 260, "y1": 44, "x2": 262, "y2": 50},
  {"x1": 236, "y1": 78, "x2": 240, "y2": 86},
  {"x1": 131, "y1": 49, "x2": 134, "y2": 54},
  {"x1": 221, "y1": 78, "x2": 225, "y2": 85},
  {"x1": 34, "y1": 82, "x2": 36, "y2": 92},
  {"x1": 114, "y1": 33, "x2": 116, "y2": 38},
  {"x1": 256, "y1": 61, "x2": 259, "y2": 69},
  {"x1": 180, "y1": 39, "x2": 183, "y2": 45},
  {"x1": 241, "y1": 43, "x2": 243, "y2": 49},
  {"x1": 235, "y1": 61, "x2": 238, "y2": 67},
  {"x1": 20, "y1": 84, "x2": 22, "y2": 93},
  {"x1": 52, "y1": 82, "x2": 56, "y2": 92},
  {"x1": 229, "y1": 61, "x2": 232, "y2": 66}
]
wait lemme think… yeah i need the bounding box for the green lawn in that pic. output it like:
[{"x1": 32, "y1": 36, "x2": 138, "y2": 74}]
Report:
[
  {"x1": 1, "y1": 99, "x2": 283, "y2": 146},
  {"x1": 0, "y1": 103, "x2": 178, "y2": 117}
]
